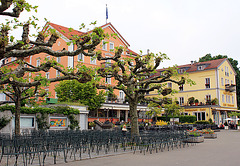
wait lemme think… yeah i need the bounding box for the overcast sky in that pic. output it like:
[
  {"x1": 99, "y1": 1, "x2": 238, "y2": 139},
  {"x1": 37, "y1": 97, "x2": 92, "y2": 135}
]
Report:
[{"x1": 3, "y1": 0, "x2": 240, "y2": 68}]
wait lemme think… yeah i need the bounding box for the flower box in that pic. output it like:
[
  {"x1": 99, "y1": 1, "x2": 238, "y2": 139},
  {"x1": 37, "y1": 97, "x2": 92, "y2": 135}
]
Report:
[
  {"x1": 203, "y1": 133, "x2": 217, "y2": 139},
  {"x1": 185, "y1": 136, "x2": 204, "y2": 143}
]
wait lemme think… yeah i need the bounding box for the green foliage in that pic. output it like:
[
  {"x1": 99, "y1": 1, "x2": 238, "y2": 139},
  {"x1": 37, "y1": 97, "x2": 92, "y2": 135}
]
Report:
[
  {"x1": 0, "y1": 105, "x2": 80, "y2": 115},
  {"x1": 194, "y1": 120, "x2": 210, "y2": 124},
  {"x1": 55, "y1": 80, "x2": 105, "y2": 111},
  {"x1": 163, "y1": 100, "x2": 183, "y2": 117},
  {"x1": 0, "y1": 116, "x2": 11, "y2": 130},
  {"x1": 188, "y1": 97, "x2": 195, "y2": 104},
  {"x1": 89, "y1": 121, "x2": 96, "y2": 127},
  {"x1": 211, "y1": 98, "x2": 218, "y2": 104},
  {"x1": 68, "y1": 114, "x2": 79, "y2": 130},
  {"x1": 36, "y1": 113, "x2": 50, "y2": 130},
  {"x1": 158, "y1": 115, "x2": 197, "y2": 123}
]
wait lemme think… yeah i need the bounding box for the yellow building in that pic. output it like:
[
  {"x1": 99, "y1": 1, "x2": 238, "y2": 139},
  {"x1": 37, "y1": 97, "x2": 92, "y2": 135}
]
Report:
[{"x1": 148, "y1": 58, "x2": 239, "y2": 125}]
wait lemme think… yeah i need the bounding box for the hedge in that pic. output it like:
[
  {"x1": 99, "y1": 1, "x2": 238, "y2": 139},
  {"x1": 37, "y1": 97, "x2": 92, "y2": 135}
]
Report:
[
  {"x1": 157, "y1": 115, "x2": 197, "y2": 123},
  {"x1": 0, "y1": 105, "x2": 80, "y2": 115}
]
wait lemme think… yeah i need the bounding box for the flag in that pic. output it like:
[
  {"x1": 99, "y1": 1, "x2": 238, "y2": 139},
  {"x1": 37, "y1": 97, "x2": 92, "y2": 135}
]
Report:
[{"x1": 106, "y1": 4, "x2": 108, "y2": 20}]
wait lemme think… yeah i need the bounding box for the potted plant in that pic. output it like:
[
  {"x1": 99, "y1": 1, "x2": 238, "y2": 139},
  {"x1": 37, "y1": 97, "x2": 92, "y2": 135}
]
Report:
[
  {"x1": 186, "y1": 129, "x2": 204, "y2": 143},
  {"x1": 89, "y1": 122, "x2": 96, "y2": 129},
  {"x1": 194, "y1": 99, "x2": 199, "y2": 106},
  {"x1": 224, "y1": 122, "x2": 228, "y2": 130},
  {"x1": 201, "y1": 128, "x2": 217, "y2": 138},
  {"x1": 188, "y1": 97, "x2": 195, "y2": 106},
  {"x1": 211, "y1": 98, "x2": 218, "y2": 105},
  {"x1": 237, "y1": 123, "x2": 240, "y2": 130}
]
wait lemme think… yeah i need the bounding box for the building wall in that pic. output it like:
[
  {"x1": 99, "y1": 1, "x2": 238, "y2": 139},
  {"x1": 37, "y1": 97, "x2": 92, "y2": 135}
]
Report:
[{"x1": 148, "y1": 59, "x2": 238, "y2": 124}]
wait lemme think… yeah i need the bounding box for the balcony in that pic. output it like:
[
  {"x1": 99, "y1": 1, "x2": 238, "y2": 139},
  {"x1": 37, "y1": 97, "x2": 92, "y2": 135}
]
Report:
[{"x1": 225, "y1": 84, "x2": 236, "y2": 92}]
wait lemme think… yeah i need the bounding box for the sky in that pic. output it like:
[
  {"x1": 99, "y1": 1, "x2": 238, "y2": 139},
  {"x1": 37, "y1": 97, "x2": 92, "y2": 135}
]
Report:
[{"x1": 2, "y1": 0, "x2": 240, "y2": 68}]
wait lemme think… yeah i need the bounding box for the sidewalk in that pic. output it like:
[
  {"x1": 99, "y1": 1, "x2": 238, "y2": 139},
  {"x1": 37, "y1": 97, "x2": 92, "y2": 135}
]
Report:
[{"x1": 55, "y1": 130, "x2": 240, "y2": 166}]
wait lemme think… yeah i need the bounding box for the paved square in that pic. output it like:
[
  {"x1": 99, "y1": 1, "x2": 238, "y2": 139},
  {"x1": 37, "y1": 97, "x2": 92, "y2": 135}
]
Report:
[{"x1": 56, "y1": 130, "x2": 240, "y2": 166}]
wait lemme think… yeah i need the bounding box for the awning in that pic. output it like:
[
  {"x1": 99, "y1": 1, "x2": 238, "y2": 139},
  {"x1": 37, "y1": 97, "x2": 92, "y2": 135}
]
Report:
[{"x1": 213, "y1": 108, "x2": 240, "y2": 112}]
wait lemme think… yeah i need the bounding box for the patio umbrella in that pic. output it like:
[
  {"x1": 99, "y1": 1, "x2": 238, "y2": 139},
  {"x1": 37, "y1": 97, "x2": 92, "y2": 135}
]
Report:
[{"x1": 224, "y1": 118, "x2": 233, "y2": 121}]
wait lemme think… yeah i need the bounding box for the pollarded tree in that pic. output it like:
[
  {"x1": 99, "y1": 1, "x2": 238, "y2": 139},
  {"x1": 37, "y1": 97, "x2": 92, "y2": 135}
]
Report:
[
  {"x1": 96, "y1": 48, "x2": 186, "y2": 136},
  {"x1": 0, "y1": 1, "x2": 105, "y2": 135}
]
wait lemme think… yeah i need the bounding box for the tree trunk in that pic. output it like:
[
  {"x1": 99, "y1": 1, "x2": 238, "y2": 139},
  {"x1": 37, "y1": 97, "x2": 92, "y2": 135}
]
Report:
[
  {"x1": 129, "y1": 100, "x2": 139, "y2": 137},
  {"x1": 15, "y1": 95, "x2": 21, "y2": 136}
]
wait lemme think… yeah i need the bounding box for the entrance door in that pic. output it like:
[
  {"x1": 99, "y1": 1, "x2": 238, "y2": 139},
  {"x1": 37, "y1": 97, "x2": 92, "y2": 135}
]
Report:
[
  {"x1": 120, "y1": 110, "x2": 125, "y2": 121},
  {"x1": 214, "y1": 112, "x2": 220, "y2": 125}
]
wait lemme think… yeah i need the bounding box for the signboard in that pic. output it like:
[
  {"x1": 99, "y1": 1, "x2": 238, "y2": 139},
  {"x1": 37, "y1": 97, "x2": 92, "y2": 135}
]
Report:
[{"x1": 50, "y1": 118, "x2": 67, "y2": 127}]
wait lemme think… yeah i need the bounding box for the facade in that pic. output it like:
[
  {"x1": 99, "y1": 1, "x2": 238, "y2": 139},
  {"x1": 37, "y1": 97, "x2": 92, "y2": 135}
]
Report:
[
  {"x1": 148, "y1": 58, "x2": 239, "y2": 125},
  {"x1": 0, "y1": 105, "x2": 89, "y2": 135},
  {"x1": 0, "y1": 22, "x2": 149, "y2": 123}
]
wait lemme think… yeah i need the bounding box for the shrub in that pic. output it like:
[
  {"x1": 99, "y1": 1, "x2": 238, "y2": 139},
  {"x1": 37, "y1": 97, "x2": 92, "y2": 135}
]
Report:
[
  {"x1": 157, "y1": 115, "x2": 197, "y2": 123},
  {"x1": 194, "y1": 120, "x2": 210, "y2": 124}
]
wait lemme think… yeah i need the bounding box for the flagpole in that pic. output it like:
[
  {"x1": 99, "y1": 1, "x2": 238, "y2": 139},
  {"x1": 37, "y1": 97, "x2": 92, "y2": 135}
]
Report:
[{"x1": 106, "y1": 4, "x2": 108, "y2": 24}]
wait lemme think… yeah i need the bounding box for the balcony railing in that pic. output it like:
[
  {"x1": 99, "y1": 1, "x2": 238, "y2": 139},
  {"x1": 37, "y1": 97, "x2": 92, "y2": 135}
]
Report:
[{"x1": 225, "y1": 84, "x2": 236, "y2": 92}]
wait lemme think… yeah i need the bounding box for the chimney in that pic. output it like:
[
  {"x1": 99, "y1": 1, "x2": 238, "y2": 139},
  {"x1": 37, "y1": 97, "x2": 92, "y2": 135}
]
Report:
[
  {"x1": 191, "y1": 61, "x2": 194, "y2": 65},
  {"x1": 147, "y1": 49, "x2": 150, "y2": 54}
]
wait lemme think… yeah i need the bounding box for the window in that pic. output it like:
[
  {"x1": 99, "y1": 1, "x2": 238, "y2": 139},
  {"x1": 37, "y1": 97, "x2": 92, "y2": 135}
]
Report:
[
  {"x1": 35, "y1": 92, "x2": 39, "y2": 101},
  {"x1": 179, "y1": 69, "x2": 185, "y2": 74},
  {"x1": 56, "y1": 57, "x2": 61, "y2": 63},
  {"x1": 36, "y1": 59, "x2": 40, "y2": 67},
  {"x1": 11, "y1": 57, "x2": 16, "y2": 62},
  {"x1": 206, "y1": 95, "x2": 211, "y2": 103},
  {"x1": 167, "y1": 83, "x2": 172, "y2": 88},
  {"x1": 119, "y1": 45, "x2": 124, "y2": 54},
  {"x1": 198, "y1": 66, "x2": 204, "y2": 70},
  {"x1": 106, "y1": 76, "x2": 111, "y2": 84},
  {"x1": 205, "y1": 78, "x2": 210, "y2": 88},
  {"x1": 109, "y1": 42, "x2": 114, "y2": 52},
  {"x1": 78, "y1": 53, "x2": 84, "y2": 62},
  {"x1": 225, "y1": 66, "x2": 229, "y2": 76},
  {"x1": 105, "y1": 58, "x2": 111, "y2": 67},
  {"x1": 232, "y1": 96, "x2": 234, "y2": 104},
  {"x1": 46, "y1": 56, "x2": 50, "y2": 61},
  {"x1": 179, "y1": 85, "x2": 183, "y2": 91},
  {"x1": 119, "y1": 91, "x2": 124, "y2": 102},
  {"x1": 46, "y1": 72, "x2": 49, "y2": 79},
  {"x1": 222, "y1": 94, "x2": 225, "y2": 103},
  {"x1": 231, "y1": 80, "x2": 233, "y2": 85},
  {"x1": 221, "y1": 78, "x2": 224, "y2": 86},
  {"x1": 45, "y1": 89, "x2": 49, "y2": 97},
  {"x1": 56, "y1": 70, "x2": 60, "y2": 77},
  {"x1": 102, "y1": 41, "x2": 107, "y2": 50},
  {"x1": 193, "y1": 112, "x2": 206, "y2": 121},
  {"x1": 12, "y1": 117, "x2": 35, "y2": 128},
  {"x1": 226, "y1": 95, "x2": 230, "y2": 103},
  {"x1": 179, "y1": 97, "x2": 184, "y2": 106},
  {"x1": 90, "y1": 57, "x2": 96, "y2": 64}
]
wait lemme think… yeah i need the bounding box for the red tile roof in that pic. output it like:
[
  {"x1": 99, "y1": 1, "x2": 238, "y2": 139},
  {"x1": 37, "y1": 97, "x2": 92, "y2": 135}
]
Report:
[
  {"x1": 155, "y1": 58, "x2": 228, "y2": 76},
  {"x1": 101, "y1": 22, "x2": 130, "y2": 47},
  {"x1": 47, "y1": 22, "x2": 85, "y2": 39},
  {"x1": 126, "y1": 48, "x2": 138, "y2": 56}
]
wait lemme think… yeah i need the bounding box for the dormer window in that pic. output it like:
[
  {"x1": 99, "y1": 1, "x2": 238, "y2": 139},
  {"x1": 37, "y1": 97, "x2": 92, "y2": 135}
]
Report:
[
  {"x1": 198, "y1": 65, "x2": 205, "y2": 70},
  {"x1": 179, "y1": 69, "x2": 185, "y2": 74}
]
